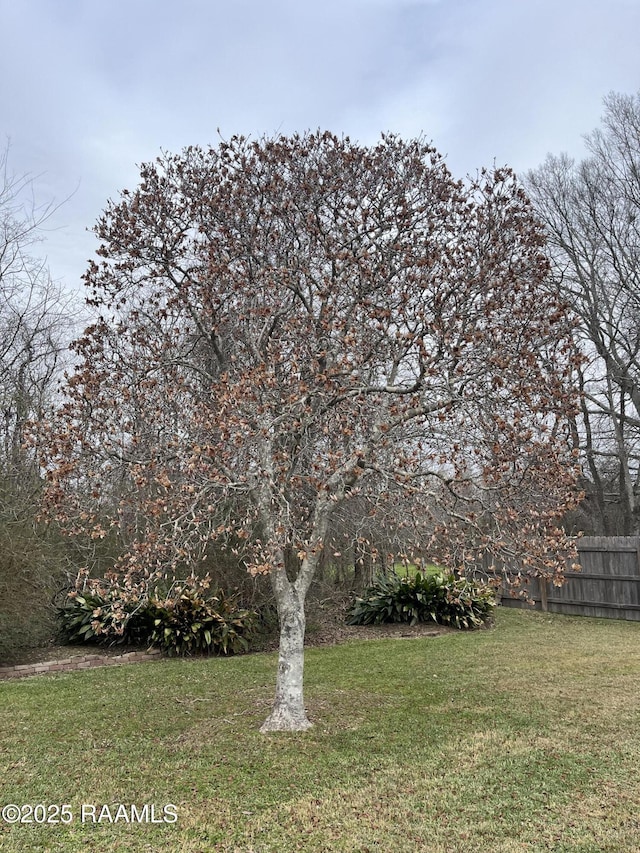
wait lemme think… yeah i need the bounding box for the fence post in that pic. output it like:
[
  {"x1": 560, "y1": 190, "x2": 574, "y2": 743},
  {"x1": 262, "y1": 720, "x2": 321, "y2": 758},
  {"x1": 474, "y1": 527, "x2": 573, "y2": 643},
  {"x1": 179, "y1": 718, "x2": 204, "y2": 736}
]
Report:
[{"x1": 540, "y1": 577, "x2": 548, "y2": 612}]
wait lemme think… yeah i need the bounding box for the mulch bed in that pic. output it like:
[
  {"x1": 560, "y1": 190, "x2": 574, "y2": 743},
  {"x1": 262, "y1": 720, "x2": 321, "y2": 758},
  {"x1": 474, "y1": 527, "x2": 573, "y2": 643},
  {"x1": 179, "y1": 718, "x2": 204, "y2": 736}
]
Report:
[{"x1": 305, "y1": 619, "x2": 451, "y2": 646}]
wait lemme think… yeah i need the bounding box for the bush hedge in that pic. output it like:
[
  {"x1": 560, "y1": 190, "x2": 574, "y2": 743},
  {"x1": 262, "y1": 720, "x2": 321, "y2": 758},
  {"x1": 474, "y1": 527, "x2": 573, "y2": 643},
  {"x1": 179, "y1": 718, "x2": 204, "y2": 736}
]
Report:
[
  {"x1": 346, "y1": 570, "x2": 495, "y2": 630},
  {"x1": 57, "y1": 576, "x2": 256, "y2": 656}
]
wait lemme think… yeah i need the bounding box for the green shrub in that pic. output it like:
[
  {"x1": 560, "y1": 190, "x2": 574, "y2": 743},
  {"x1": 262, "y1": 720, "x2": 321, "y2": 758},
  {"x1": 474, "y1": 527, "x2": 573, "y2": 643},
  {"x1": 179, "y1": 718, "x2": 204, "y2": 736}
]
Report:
[
  {"x1": 57, "y1": 576, "x2": 256, "y2": 655},
  {"x1": 57, "y1": 590, "x2": 110, "y2": 644},
  {"x1": 346, "y1": 570, "x2": 495, "y2": 630},
  {"x1": 57, "y1": 587, "x2": 153, "y2": 646},
  {"x1": 147, "y1": 584, "x2": 255, "y2": 656}
]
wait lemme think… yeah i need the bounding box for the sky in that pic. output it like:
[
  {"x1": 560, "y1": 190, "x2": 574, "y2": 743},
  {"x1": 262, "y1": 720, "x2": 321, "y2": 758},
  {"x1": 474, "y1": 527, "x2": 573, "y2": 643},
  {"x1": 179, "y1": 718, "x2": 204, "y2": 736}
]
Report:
[{"x1": 1, "y1": 0, "x2": 640, "y2": 294}]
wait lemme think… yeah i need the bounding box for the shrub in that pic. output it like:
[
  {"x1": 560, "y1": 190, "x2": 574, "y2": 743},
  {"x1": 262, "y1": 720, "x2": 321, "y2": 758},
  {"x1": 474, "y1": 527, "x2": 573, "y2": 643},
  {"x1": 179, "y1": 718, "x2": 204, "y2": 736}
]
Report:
[
  {"x1": 57, "y1": 575, "x2": 256, "y2": 655},
  {"x1": 57, "y1": 586, "x2": 154, "y2": 646},
  {"x1": 146, "y1": 583, "x2": 255, "y2": 656},
  {"x1": 57, "y1": 589, "x2": 112, "y2": 644},
  {"x1": 346, "y1": 570, "x2": 495, "y2": 629},
  {"x1": 0, "y1": 514, "x2": 70, "y2": 663}
]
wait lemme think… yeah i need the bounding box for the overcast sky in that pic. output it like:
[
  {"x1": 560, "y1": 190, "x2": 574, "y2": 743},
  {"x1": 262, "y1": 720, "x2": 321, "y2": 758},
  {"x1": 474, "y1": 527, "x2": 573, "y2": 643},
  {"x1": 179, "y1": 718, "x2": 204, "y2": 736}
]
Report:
[{"x1": 2, "y1": 0, "x2": 639, "y2": 293}]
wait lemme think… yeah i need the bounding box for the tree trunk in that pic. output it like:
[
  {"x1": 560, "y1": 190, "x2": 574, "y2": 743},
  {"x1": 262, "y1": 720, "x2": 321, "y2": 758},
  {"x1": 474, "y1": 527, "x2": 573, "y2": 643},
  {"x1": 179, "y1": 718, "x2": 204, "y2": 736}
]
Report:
[
  {"x1": 259, "y1": 498, "x2": 331, "y2": 732},
  {"x1": 260, "y1": 572, "x2": 312, "y2": 733}
]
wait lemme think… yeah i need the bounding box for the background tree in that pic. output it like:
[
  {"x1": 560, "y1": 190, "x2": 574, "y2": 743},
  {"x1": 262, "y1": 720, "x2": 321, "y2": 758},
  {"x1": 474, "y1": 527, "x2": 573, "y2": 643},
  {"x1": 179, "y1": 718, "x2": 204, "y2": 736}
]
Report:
[
  {"x1": 42, "y1": 132, "x2": 580, "y2": 730},
  {"x1": 0, "y1": 144, "x2": 77, "y2": 660},
  {"x1": 526, "y1": 91, "x2": 640, "y2": 534}
]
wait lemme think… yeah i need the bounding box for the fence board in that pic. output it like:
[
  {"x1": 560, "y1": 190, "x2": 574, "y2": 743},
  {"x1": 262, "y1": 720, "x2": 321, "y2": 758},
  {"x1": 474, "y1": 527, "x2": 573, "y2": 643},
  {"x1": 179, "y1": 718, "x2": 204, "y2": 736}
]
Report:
[{"x1": 496, "y1": 536, "x2": 640, "y2": 621}]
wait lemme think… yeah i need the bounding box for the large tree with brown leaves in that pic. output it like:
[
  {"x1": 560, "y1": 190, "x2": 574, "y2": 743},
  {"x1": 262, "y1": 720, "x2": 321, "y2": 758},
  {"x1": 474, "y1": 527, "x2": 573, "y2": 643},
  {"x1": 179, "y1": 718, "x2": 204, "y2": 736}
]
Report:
[{"x1": 42, "y1": 132, "x2": 580, "y2": 731}]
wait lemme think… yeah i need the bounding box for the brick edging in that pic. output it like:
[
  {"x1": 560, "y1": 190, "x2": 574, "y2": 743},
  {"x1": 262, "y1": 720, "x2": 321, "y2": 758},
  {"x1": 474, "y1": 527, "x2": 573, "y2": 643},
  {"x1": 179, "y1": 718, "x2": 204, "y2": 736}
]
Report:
[{"x1": 0, "y1": 649, "x2": 163, "y2": 680}]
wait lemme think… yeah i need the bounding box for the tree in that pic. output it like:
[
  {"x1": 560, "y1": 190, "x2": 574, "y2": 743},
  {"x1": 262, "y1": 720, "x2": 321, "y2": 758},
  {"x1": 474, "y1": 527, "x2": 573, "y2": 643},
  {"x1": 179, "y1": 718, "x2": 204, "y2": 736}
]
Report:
[
  {"x1": 42, "y1": 132, "x2": 580, "y2": 730},
  {"x1": 526, "y1": 91, "x2": 640, "y2": 534},
  {"x1": 0, "y1": 144, "x2": 76, "y2": 488},
  {"x1": 0, "y1": 144, "x2": 77, "y2": 659}
]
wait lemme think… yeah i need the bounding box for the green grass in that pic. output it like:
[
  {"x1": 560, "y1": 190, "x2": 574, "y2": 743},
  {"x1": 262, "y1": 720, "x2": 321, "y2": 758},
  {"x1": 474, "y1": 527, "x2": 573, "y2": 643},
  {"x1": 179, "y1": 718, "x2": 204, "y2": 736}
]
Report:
[
  {"x1": 1, "y1": 608, "x2": 640, "y2": 851},
  {"x1": 392, "y1": 561, "x2": 443, "y2": 578}
]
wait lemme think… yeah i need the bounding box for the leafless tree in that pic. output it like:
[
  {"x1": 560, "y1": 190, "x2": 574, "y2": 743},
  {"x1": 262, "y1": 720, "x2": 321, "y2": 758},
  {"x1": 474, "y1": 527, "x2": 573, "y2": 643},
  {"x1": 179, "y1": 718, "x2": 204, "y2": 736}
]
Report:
[
  {"x1": 0, "y1": 143, "x2": 76, "y2": 498},
  {"x1": 526, "y1": 91, "x2": 640, "y2": 533},
  {"x1": 0, "y1": 144, "x2": 81, "y2": 659}
]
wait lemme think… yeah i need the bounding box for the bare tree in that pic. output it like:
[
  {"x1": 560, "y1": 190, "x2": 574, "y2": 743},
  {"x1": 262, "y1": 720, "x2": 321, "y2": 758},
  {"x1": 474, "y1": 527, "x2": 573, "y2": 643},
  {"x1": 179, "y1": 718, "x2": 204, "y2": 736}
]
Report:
[
  {"x1": 0, "y1": 144, "x2": 76, "y2": 496},
  {"x1": 42, "y1": 133, "x2": 580, "y2": 730},
  {"x1": 526, "y1": 91, "x2": 640, "y2": 533},
  {"x1": 0, "y1": 145, "x2": 80, "y2": 660}
]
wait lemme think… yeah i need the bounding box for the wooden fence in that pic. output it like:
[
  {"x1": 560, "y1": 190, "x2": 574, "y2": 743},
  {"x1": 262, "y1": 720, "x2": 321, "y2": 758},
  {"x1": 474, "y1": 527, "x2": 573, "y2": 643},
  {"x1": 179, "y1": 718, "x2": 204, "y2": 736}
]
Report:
[{"x1": 497, "y1": 536, "x2": 640, "y2": 621}]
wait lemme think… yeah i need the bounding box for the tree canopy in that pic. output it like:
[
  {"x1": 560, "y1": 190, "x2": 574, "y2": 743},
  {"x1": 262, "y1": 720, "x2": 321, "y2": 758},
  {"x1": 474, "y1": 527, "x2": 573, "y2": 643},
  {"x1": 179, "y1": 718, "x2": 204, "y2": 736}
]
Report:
[{"x1": 42, "y1": 131, "x2": 581, "y2": 729}]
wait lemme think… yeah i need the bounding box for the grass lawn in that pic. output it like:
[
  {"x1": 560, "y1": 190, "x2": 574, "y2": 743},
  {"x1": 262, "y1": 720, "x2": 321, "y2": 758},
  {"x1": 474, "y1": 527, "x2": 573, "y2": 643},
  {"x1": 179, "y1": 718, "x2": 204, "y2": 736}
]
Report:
[
  {"x1": 1, "y1": 607, "x2": 639, "y2": 852},
  {"x1": 392, "y1": 562, "x2": 443, "y2": 578}
]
